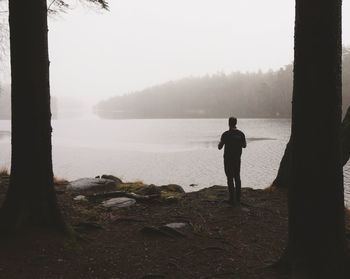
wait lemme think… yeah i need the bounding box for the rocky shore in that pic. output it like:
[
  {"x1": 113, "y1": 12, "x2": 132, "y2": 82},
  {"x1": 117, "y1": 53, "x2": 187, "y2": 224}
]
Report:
[{"x1": 0, "y1": 173, "x2": 305, "y2": 278}]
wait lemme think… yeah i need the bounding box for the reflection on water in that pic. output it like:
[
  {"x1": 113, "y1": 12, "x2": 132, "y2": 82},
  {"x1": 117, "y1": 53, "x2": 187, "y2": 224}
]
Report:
[
  {"x1": 189, "y1": 137, "x2": 277, "y2": 149},
  {"x1": 0, "y1": 118, "x2": 349, "y2": 205}
]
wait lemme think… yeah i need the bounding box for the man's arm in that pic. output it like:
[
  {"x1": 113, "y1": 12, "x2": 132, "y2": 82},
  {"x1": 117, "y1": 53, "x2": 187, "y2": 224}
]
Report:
[
  {"x1": 242, "y1": 133, "x2": 247, "y2": 148},
  {"x1": 218, "y1": 133, "x2": 225, "y2": 150}
]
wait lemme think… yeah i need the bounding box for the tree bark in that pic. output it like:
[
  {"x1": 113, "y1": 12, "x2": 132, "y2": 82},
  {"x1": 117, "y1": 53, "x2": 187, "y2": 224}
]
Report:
[
  {"x1": 286, "y1": 0, "x2": 348, "y2": 277},
  {"x1": 341, "y1": 106, "x2": 350, "y2": 166},
  {"x1": 272, "y1": 139, "x2": 292, "y2": 189},
  {"x1": 0, "y1": 0, "x2": 64, "y2": 231}
]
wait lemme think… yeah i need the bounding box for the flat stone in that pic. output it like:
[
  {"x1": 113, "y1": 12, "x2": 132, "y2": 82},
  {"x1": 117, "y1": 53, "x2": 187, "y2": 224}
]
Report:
[
  {"x1": 73, "y1": 195, "x2": 87, "y2": 201},
  {"x1": 164, "y1": 196, "x2": 179, "y2": 203},
  {"x1": 67, "y1": 178, "x2": 116, "y2": 192},
  {"x1": 165, "y1": 222, "x2": 187, "y2": 229},
  {"x1": 141, "y1": 226, "x2": 186, "y2": 238},
  {"x1": 102, "y1": 197, "x2": 136, "y2": 208}
]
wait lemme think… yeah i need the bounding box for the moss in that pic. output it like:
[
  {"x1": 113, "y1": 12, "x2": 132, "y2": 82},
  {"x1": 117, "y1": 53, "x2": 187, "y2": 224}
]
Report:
[
  {"x1": 204, "y1": 194, "x2": 219, "y2": 201},
  {"x1": 116, "y1": 181, "x2": 146, "y2": 192},
  {"x1": 75, "y1": 207, "x2": 100, "y2": 222},
  {"x1": 63, "y1": 225, "x2": 81, "y2": 252},
  {"x1": 160, "y1": 191, "x2": 184, "y2": 199}
]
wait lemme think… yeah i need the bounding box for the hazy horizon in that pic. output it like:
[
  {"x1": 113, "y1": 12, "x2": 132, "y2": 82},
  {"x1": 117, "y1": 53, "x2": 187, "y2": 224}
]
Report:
[{"x1": 1, "y1": 0, "x2": 350, "y2": 104}]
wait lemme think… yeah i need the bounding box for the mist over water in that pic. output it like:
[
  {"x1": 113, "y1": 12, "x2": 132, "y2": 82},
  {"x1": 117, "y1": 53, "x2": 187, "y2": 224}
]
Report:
[{"x1": 1, "y1": 118, "x2": 349, "y2": 204}]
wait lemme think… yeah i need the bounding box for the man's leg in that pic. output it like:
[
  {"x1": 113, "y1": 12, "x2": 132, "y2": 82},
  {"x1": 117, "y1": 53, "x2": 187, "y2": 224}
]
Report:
[
  {"x1": 227, "y1": 177, "x2": 235, "y2": 202},
  {"x1": 224, "y1": 159, "x2": 235, "y2": 203},
  {"x1": 233, "y1": 158, "x2": 241, "y2": 203}
]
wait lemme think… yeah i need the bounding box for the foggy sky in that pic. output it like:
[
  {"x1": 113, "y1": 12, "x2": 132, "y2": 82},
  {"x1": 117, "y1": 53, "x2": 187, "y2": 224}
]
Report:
[{"x1": 24, "y1": 1, "x2": 350, "y2": 102}]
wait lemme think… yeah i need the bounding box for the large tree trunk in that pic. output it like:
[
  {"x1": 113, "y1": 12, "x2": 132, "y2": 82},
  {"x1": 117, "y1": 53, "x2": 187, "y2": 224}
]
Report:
[
  {"x1": 341, "y1": 106, "x2": 350, "y2": 166},
  {"x1": 272, "y1": 139, "x2": 292, "y2": 189},
  {"x1": 0, "y1": 0, "x2": 64, "y2": 231},
  {"x1": 286, "y1": 0, "x2": 348, "y2": 277},
  {"x1": 273, "y1": 107, "x2": 350, "y2": 189}
]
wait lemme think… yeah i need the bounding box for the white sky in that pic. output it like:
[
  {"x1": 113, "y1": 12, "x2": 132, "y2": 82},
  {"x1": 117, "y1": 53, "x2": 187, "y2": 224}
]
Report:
[{"x1": 43, "y1": 0, "x2": 350, "y2": 103}]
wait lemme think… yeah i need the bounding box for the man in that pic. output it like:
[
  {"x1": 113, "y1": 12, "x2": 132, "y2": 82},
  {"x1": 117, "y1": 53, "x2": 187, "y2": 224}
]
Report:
[{"x1": 218, "y1": 117, "x2": 247, "y2": 205}]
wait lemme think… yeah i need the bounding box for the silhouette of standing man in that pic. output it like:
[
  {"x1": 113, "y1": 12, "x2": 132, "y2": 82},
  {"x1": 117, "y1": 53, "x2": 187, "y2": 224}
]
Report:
[{"x1": 218, "y1": 117, "x2": 246, "y2": 205}]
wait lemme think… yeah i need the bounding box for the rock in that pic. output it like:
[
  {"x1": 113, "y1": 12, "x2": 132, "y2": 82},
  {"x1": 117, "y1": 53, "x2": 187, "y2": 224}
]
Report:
[
  {"x1": 101, "y1": 175, "x2": 123, "y2": 184},
  {"x1": 159, "y1": 225, "x2": 186, "y2": 238},
  {"x1": 140, "y1": 226, "x2": 185, "y2": 238},
  {"x1": 163, "y1": 196, "x2": 179, "y2": 203},
  {"x1": 140, "y1": 226, "x2": 171, "y2": 237},
  {"x1": 73, "y1": 195, "x2": 87, "y2": 201},
  {"x1": 135, "y1": 184, "x2": 161, "y2": 196},
  {"x1": 67, "y1": 178, "x2": 116, "y2": 192},
  {"x1": 102, "y1": 197, "x2": 136, "y2": 208},
  {"x1": 165, "y1": 222, "x2": 187, "y2": 229},
  {"x1": 160, "y1": 184, "x2": 185, "y2": 193},
  {"x1": 189, "y1": 184, "x2": 198, "y2": 187}
]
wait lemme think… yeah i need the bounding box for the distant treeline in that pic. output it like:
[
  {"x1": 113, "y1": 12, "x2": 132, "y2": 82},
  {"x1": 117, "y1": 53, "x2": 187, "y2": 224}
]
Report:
[{"x1": 95, "y1": 47, "x2": 350, "y2": 119}]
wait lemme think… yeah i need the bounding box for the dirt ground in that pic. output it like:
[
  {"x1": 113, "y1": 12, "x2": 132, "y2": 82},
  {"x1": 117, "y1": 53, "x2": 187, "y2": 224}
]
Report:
[{"x1": 0, "y1": 175, "x2": 298, "y2": 278}]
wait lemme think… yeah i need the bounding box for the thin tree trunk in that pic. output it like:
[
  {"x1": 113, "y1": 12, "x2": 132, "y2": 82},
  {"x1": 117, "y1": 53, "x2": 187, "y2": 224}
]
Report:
[
  {"x1": 0, "y1": 0, "x2": 64, "y2": 231},
  {"x1": 286, "y1": 0, "x2": 348, "y2": 277}
]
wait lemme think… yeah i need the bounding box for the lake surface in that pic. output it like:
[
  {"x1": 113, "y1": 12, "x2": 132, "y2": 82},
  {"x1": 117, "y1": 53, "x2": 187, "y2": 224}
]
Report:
[{"x1": 1, "y1": 118, "x2": 349, "y2": 203}]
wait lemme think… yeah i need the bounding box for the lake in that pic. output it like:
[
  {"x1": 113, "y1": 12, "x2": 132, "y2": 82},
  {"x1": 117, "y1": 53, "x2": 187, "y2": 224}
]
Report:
[{"x1": 1, "y1": 118, "x2": 349, "y2": 203}]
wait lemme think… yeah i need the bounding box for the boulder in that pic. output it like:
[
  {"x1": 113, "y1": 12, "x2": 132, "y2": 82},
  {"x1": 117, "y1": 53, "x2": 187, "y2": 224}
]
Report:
[
  {"x1": 135, "y1": 184, "x2": 161, "y2": 196},
  {"x1": 102, "y1": 197, "x2": 136, "y2": 208},
  {"x1": 67, "y1": 178, "x2": 116, "y2": 192},
  {"x1": 160, "y1": 184, "x2": 185, "y2": 193},
  {"x1": 101, "y1": 174, "x2": 123, "y2": 184}
]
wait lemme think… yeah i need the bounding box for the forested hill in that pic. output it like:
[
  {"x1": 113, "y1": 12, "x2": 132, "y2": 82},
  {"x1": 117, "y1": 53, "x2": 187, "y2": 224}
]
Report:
[{"x1": 96, "y1": 48, "x2": 350, "y2": 119}]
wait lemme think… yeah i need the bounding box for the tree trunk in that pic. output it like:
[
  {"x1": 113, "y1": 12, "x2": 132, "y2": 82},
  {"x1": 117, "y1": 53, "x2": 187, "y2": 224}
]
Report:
[
  {"x1": 286, "y1": 0, "x2": 348, "y2": 277},
  {"x1": 273, "y1": 107, "x2": 350, "y2": 189},
  {"x1": 272, "y1": 139, "x2": 292, "y2": 188},
  {"x1": 341, "y1": 106, "x2": 350, "y2": 166},
  {"x1": 0, "y1": 0, "x2": 64, "y2": 231}
]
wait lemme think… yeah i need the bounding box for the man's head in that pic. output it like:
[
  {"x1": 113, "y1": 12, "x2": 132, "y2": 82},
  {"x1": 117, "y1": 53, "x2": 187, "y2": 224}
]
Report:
[{"x1": 229, "y1": 117, "x2": 237, "y2": 129}]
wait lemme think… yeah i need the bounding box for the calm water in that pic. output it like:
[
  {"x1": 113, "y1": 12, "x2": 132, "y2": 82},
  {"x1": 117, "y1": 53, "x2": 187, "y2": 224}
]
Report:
[{"x1": 0, "y1": 118, "x2": 349, "y2": 201}]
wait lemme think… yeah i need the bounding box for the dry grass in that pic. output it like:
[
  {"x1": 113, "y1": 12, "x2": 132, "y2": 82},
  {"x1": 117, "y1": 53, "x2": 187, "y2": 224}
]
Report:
[
  {"x1": 264, "y1": 184, "x2": 278, "y2": 192},
  {"x1": 53, "y1": 176, "x2": 69, "y2": 186},
  {"x1": 116, "y1": 181, "x2": 145, "y2": 191},
  {"x1": 0, "y1": 166, "x2": 9, "y2": 177}
]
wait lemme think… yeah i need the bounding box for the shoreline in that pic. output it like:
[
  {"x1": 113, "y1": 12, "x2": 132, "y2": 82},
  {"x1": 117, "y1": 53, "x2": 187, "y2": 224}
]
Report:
[
  {"x1": 0, "y1": 174, "x2": 350, "y2": 278},
  {"x1": 0, "y1": 173, "x2": 289, "y2": 279}
]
